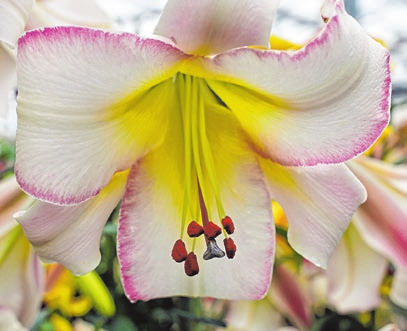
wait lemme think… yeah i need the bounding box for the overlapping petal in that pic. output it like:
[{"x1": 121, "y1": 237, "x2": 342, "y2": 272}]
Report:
[
  {"x1": 26, "y1": 0, "x2": 111, "y2": 29},
  {"x1": 154, "y1": 0, "x2": 278, "y2": 55},
  {"x1": 0, "y1": 0, "x2": 33, "y2": 48},
  {"x1": 118, "y1": 100, "x2": 274, "y2": 300},
  {"x1": 347, "y1": 156, "x2": 407, "y2": 267},
  {"x1": 260, "y1": 161, "x2": 366, "y2": 268},
  {"x1": 327, "y1": 224, "x2": 387, "y2": 313},
  {"x1": 15, "y1": 171, "x2": 128, "y2": 275},
  {"x1": 16, "y1": 27, "x2": 189, "y2": 204},
  {"x1": 183, "y1": 0, "x2": 390, "y2": 166}
]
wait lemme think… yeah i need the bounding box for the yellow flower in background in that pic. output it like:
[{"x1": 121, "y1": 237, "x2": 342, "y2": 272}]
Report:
[{"x1": 43, "y1": 264, "x2": 115, "y2": 330}]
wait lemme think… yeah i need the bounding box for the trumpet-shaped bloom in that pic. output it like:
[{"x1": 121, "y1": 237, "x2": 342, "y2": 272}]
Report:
[
  {"x1": 348, "y1": 156, "x2": 407, "y2": 268},
  {"x1": 15, "y1": 0, "x2": 390, "y2": 300},
  {"x1": 326, "y1": 155, "x2": 407, "y2": 313}
]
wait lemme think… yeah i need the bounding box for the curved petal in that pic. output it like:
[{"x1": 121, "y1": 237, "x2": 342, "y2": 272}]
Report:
[
  {"x1": 16, "y1": 27, "x2": 189, "y2": 204},
  {"x1": 390, "y1": 267, "x2": 407, "y2": 310},
  {"x1": 0, "y1": 0, "x2": 33, "y2": 48},
  {"x1": 348, "y1": 156, "x2": 407, "y2": 267},
  {"x1": 118, "y1": 97, "x2": 274, "y2": 300},
  {"x1": 154, "y1": 0, "x2": 278, "y2": 55},
  {"x1": 185, "y1": 0, "x2": 390, "y2": 166},
  {"x1": 26, "y1": 0, "x2": 112, "y2": 29},
  {"x1": 327, "y1": 224, "x2": 387, "y2": 313},
  {"x1": 14, "y1": 170, "x2": 128, "y2": 275},
  {"x1": 260, "y1": 161, "x2": 366, "y2": 268}
]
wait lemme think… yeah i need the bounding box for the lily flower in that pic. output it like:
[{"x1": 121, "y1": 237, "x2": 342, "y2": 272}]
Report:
[
  {"x1": 15, "y1": 0, "x2": 390, "y2": 301},
  {"x1": 325, "y1": 154, "x2": 407, "y2": 313}
]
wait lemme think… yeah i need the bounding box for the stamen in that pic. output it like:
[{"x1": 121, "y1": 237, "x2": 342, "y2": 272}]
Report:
[
  {"x1": 221, "y1": 216, "x2": 235, "y2": 235},
  {"x1": 187, "y1": 221, "x2": 204, "y2": 237},
  {"x1": 184, "y1": 252, "x2": 199, "y2": 276},
  {"x1": 223, "y1": 238, "x2": 237, "y2": 259},
  {"x1": 204, "y1": 221, "x2": 222, "y2": 240},
  {"x1": 173, "y1": 75, "x2": 238, "y2": 274},
  {"x1": 203, "y1": 239, "x2": 225, "y2": 260},
  {"x1": 171, "y1": 239, "x2": 188, "y2": 263}
]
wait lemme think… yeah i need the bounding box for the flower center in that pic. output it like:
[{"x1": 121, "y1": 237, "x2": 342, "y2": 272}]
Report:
[{"x1": 170, "y1": 74, "x2": 237, "y2": 276}]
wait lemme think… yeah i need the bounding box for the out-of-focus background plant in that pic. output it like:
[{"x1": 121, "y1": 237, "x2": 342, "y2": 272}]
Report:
[{"x1": 1, "y1": 0, "x2": 407, "y2": 330}]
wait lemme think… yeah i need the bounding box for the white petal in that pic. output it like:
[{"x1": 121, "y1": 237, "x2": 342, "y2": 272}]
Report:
[
  {"x1": 26, "y1": 0, "x2": 112, "y2": 29},
  {"x1": 154, "y1": 0, "x2": 278, "y2": 55},
  {"x1": 0, "y1": 0, "x2": 33, "y2": 48},
  {"x1": 184, "y1": 0, "x2": 390, "y2": 166},
  {"x1": 16, "y1": 27, "x2": 188, "y2": 204},
  {"x1": 260, "y1": 161, "x2": 366, "y2": 268},
  {"x1": 327, "y1": 224, "x2": 387, "y2": 313},
  {"x1": 15, "y1": 171, "x2": 128, "y2": 275}
]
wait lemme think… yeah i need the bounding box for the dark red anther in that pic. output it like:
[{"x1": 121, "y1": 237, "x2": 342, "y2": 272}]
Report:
[
  {"x1": 223, "y1": 238, "x2": 237, "y2": 259},
  {"x1": 221, "y1": 216, "x2": 235, "y2": 235},
  {"x1": 171, "y1": 239, "x2": 187, "y2": 262},
  {"x1": 184, "y1": 252, "x2": 199, "y2": 276},
  {"x1": 187, "y1": 221, "x2": 204, "y2": 237},
  {"x1": 204, "y1": 221, "x2": 222, "y2": 240}
]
